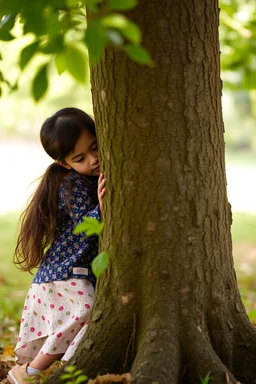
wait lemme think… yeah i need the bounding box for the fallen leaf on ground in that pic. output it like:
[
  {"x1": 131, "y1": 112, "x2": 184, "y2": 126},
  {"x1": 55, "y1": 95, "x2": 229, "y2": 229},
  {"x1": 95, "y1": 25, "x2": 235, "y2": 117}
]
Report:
[
  {"x1": 2, "y1": 347, "x2": 14, "y2": 358},
  {"x1": 0, "y1": 346, "x2": 15, "y2": 362}
]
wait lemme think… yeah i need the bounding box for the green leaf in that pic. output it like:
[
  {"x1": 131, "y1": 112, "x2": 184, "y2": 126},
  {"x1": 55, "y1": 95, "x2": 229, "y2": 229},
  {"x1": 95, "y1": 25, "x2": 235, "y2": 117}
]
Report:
[
  {"x1": 66, "y1": 0, "x2": 78, "y2": 7},
  {"x1": 64, "y1": 45, "x2": 87, "y2": 83},
  {"x1": 92, "y1": 252, "x2": 109, "y2": 278},
  {"x1": 0, "y1": 0, "x2": 22, "y2": 14},
  {"x1": 73, "y1": 217, "x2": 104, "y2": 236},
  {"x1": 0, "y1": 30, "x2": 14, "y2": 41},
  {"x1": 108, "y1": 0, "x2": 137, "y2": 11},
  {"x1": 19, "y1": 41, "x2": 39, "y2": 69},
  {"x1": 22, "y1": 4, "x2": 46, "y2": 36},
  {"x1": 45, "y1": 11, "x2": 61, "y2": 36},
  {"x1": 75, "y1": 375, "x2": 88, "y2": 384},
  {"x1": 32, "y1": 63, "x2": 48, "y2": 102},
  {"x1": 102, "y1": 14, "x2": 141, "y2": 43},
  {"x1": 73, "y1": 369, "x2": 84, "y2": 377},
  {"x1": 102, "y1": 14, "x2": 127, "y2": 29},
  {"x1": 121, "y1": 20, "x2": 141, "y2": 44},
  {"x1": 40, "y1": 35, "x2": 64, "y2": 54},
  {"x1": 60, "y1": 373, "x2": 73, "y2": 380},
  {"x1": 86, "y1": 20, "x2": 106, "y2": 64},
  {"x1": 200, "y1": 372, "x2": 213, "y2": 384},
  {"x1": 64, "y1": 365, "x2": 77, "y2": 373},
  {"x1": 55, "y1": 52, "x2": 67, "y2": 75},
  {"x1": 123, "y1": 44, "x2": 153, "y2": 65}
]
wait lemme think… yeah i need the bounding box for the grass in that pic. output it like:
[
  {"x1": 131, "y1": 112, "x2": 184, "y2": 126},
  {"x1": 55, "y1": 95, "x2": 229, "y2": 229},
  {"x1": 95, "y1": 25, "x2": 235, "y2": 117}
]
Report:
[
  {"x1": 232, "y1": 212, "x2": 256, "y2": 244},
  {"x1": 231, "y1": 212, "x2": 256, "y2": 315},
  {"x1": 0, "y1": 211, "x2": 32, "y2": 286},
  {"x1": 0, "y1": 212, "x2": 32, "y2": 346},
  {"x1": 226, "y1": 150, "x2": 256, "y2": 167}
]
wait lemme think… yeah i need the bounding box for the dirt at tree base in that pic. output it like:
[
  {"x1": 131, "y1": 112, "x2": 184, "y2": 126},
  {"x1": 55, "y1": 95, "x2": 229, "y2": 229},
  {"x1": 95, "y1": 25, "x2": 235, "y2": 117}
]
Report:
[{"x1": 0, "y1": 361, "x2": 13, "y2": 383}]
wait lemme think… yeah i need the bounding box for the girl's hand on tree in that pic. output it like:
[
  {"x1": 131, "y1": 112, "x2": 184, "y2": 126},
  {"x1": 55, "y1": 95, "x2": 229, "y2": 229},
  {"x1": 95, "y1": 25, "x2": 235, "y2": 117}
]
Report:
[{"x1": 98, "y1": 173, "x2": 106, "y2": 213}]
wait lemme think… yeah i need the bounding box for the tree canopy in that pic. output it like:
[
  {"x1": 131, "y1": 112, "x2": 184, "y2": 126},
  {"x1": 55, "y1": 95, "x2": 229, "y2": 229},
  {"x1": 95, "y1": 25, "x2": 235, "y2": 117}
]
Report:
[{"x1": 0, "y1": 0, "x2": 255, "y2": 102}]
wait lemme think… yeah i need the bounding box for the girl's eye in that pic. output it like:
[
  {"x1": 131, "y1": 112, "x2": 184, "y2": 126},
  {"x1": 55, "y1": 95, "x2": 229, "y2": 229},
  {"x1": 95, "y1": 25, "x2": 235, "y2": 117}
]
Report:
[
  {"x1": 92, "y1": 146, "x2": 98, "y2": 151},
  {"x1": 77, "y1": 157, "x2": 84, "y2": 163}
]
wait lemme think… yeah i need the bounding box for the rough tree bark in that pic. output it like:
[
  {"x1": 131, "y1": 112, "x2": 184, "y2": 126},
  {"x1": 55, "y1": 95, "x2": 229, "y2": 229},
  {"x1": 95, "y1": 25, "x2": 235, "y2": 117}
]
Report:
[{"x1": 48, "y1": 0, "x2": 256, "y2": 383}]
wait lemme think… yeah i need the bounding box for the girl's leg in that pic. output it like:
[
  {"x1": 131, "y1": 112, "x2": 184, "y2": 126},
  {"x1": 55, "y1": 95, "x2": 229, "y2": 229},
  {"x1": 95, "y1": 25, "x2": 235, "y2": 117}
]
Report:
[{"x1": 29, "y1": 352, "x2": 63, "y2": 371}]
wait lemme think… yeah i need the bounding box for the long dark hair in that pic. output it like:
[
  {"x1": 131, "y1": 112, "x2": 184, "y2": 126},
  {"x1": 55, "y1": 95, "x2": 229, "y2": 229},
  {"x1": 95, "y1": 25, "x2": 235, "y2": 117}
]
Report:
[{"x1": 14, "y1": 108, "x2": 96, "y2": 272}]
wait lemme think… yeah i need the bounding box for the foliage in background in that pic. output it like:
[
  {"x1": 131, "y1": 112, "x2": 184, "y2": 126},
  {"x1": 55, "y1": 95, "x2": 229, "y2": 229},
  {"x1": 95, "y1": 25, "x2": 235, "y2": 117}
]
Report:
[
  {"x1": 220, "y1": 0, "x2": 256, "y2": 89},
  {"x1": 0, "y1": 0, "x2": 152, "y2": 102},
  {"x1": 219, "y1": 1, "x2": 256, "y2": 151},
  {"x1": 0, "y1": 0, "x2": 254, "y2": 102}
]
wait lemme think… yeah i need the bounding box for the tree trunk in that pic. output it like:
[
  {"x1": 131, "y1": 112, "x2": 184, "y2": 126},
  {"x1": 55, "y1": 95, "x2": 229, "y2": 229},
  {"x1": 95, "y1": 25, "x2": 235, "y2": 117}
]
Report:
[{"x1": 47, "y1": 0, "x2": 256, "y2": 383}]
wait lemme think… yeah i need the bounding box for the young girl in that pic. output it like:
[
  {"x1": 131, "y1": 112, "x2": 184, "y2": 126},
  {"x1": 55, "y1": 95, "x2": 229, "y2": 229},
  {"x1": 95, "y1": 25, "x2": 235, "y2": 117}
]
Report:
[{"x1": 8, "y1": 107, "x2": 105, "y2": 384}]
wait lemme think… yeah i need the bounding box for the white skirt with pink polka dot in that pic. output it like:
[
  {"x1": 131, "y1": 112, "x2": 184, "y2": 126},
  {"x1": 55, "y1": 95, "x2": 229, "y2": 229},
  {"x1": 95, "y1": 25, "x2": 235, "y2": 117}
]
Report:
[{"x1": 14, "y1": 278, "x2": 94, "y2": 364}]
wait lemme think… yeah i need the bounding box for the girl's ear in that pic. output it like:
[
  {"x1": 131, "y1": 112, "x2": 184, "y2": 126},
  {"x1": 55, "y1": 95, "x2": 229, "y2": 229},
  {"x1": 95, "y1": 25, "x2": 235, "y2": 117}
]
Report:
[{"x1": 55, "y1": 160, "x2": 72, "y2": 170}]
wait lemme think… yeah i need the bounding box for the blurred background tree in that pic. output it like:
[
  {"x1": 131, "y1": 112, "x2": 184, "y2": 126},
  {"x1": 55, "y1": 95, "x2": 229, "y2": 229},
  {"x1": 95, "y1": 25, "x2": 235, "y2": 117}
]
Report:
[{"x1": 0, "y1": 0, "x2": 151, "y2": 138}]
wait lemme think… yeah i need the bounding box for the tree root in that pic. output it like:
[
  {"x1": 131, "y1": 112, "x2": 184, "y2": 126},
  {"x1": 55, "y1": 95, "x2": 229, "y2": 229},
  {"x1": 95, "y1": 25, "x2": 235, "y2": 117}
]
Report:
[
  {"x1": 232, "y1": 317, "x2": 256, "y2": 384},
  {"x1": 131, "y1": 320, "x2": 181, "y2": 384},
  {"x1": 181, "y1": 325, "x2": 238, "y2": 384}
]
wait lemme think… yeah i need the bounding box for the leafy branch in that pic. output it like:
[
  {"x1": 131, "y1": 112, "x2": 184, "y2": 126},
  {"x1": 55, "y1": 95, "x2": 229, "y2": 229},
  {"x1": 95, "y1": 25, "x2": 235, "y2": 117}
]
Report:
[{"x1": 0, "y1": 0, "x2": 153, "y2": 101}]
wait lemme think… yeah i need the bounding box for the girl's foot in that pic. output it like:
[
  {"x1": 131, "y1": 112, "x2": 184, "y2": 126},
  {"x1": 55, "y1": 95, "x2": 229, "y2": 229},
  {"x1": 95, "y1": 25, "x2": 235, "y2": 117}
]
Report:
[{"x1": 7, "y1": 363, "x2": 40, "y2": 384}]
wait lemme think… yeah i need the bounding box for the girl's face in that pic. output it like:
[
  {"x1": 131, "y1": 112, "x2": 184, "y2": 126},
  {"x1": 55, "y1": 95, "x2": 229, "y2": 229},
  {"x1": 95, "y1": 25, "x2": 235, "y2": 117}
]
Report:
[{"x1": 63, "y1": 129, "x2": 100, "y2": 176}]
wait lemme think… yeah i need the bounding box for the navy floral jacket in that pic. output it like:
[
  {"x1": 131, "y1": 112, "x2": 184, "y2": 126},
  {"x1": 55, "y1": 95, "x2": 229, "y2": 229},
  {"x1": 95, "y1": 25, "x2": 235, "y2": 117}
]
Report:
[{"x1": 33, "y1": 171, "x2": 100, "y2": 286}]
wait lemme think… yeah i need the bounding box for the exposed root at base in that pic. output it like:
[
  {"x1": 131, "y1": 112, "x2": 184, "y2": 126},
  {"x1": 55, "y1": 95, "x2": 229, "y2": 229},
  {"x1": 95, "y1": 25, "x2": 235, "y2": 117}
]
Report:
[
  {"x1": 182, "y1": 328, "x2": 238, "y2": 384},
  {"x1": 131, "y1": 321, "x2": 181, "y2": 384},
  {"x1": 232, "y1": 318, "x2": 256, "y2": 384}
]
